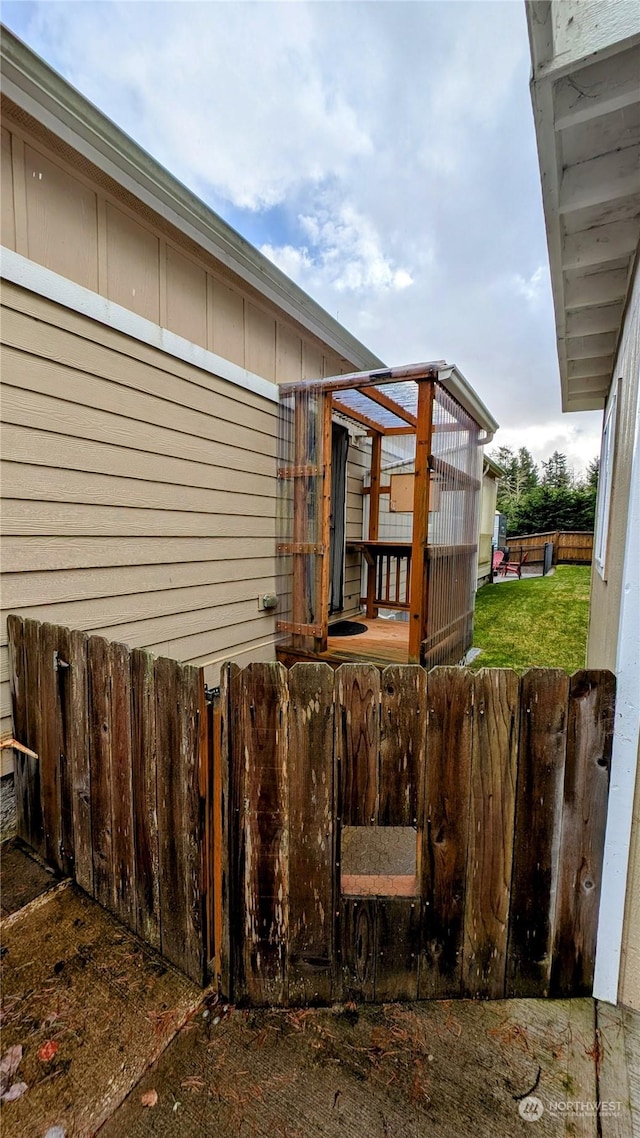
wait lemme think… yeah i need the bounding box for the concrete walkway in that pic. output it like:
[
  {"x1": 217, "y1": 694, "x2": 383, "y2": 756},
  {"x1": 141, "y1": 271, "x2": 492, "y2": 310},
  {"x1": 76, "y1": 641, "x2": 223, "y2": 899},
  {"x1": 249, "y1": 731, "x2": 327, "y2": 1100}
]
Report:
[{"x1": 1, "y1": 842, "x2": 637, "y2": 1138}]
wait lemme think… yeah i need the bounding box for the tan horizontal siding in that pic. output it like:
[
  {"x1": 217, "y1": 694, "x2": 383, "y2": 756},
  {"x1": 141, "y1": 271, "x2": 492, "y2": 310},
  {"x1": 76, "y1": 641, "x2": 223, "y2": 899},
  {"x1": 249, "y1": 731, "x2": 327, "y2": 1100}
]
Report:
[
  {"x1": 3, "y1": 464, "x2": 274, "y2": 514},
  {"x1": 1, "y1": 501, "x2": 276, "y2": 538},
  {"x1": 1, "y1": 425, "x2": 274, "y2": 496},
  {"x1": 1, "y1": 299, "x2": 278, "y2": 433},
  {"x1": 2, "y1": 348, "x2": 275, "y2": 455},
  {"x1": 1, "y1": 535, "x2": 275, "y2": 574},
  {"x1": 1, "y1": 557, "x2": 276, "y2": 609},
  {"x1": 1, "y1": 284, "x2": 282, "y2": 774},
  {"x1": 2, "y1": 387, "x2": 275, "y2": 478}
]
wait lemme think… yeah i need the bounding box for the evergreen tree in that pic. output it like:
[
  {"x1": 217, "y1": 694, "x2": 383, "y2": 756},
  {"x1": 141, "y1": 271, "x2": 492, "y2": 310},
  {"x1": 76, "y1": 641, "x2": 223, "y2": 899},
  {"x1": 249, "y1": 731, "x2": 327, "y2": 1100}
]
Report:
[
  {"x1": 585, "y1": 457, "x2": 599, "y2": 492},
  {"x1": 541, "y1": 450, "x2": 572, "y2": 489}
]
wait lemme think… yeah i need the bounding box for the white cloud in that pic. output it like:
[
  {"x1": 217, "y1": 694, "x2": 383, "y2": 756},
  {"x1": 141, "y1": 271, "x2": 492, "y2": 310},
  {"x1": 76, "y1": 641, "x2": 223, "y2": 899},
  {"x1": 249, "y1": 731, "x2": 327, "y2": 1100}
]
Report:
[
  {"x1": 491, "y1": 419, "x2": 603, "y2": 478},
  {"x1": 513, "y1": 266, "x2": 548, "y2": 305},
  {"x1": 262, "y1": 202, "x2": 414, "y2": 295}
]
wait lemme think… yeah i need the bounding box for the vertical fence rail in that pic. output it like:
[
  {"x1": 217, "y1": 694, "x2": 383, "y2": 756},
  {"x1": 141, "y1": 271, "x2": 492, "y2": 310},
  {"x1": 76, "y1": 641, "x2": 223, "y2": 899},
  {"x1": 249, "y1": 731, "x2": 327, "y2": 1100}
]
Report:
[{"x1": 6, "y1": 616, "x2": 210, "y2": 985}]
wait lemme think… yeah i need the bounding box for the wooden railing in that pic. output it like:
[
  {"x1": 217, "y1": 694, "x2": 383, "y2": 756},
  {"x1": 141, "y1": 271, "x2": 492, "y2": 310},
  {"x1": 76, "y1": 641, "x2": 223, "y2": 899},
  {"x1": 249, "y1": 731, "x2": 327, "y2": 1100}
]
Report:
[{"x1": 349, "y1": 540, "x2": 412, "y2": 615}]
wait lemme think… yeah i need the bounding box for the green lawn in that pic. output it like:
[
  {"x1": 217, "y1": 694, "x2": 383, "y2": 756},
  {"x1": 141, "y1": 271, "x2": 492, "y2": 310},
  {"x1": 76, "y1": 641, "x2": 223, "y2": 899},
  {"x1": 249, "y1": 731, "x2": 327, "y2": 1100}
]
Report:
[{"x1": 470, "y1": 566, "x2": 591, "y2": 672}]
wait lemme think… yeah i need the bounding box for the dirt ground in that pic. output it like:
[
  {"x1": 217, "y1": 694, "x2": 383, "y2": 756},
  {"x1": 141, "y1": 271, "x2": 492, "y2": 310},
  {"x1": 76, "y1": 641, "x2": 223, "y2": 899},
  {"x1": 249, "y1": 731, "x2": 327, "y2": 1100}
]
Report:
[{"x1": 1, "y1": 841, "x2": 637, "y2": 1138}]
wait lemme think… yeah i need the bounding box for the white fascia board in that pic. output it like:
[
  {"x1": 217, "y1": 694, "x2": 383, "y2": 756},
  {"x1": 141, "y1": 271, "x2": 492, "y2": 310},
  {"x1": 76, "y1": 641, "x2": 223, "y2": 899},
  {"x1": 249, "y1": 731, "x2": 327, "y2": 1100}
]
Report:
[
  {"x1": 0, "y1": 247, "x2": 280, "y2": 405},
  {"x1": 437, "y1": 365, "x2": 499, "y2": 440},
  {"x1": 0, "y1": 27, "x2": 384, "y2": 373},
  {"x1": 594, "y1": 362, "x2": 640, "y2": 1005}
]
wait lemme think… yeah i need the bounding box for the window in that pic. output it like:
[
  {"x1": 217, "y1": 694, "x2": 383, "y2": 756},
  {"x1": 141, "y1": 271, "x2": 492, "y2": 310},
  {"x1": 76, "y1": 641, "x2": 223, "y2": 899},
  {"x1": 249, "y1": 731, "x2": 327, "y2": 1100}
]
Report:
[{"x1": 595, "y1": 382, "x2": 618, "y2": 579}]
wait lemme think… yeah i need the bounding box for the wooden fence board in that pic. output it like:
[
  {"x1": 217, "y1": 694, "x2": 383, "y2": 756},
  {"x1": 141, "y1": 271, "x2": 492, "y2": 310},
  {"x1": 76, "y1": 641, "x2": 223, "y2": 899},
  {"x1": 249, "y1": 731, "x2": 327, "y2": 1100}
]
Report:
[
  {"x1": 287, "y1": 663, "x2": 335, "y2": 1005},
  {"x1": 419, "y1": 667, "x2": 473, "y2": 999},
  {"x1": 88, "y1": 635, "x2": 114, "y2": 910},
  {"x1": 376, "y1": 898, "x2": 420, "y2": 1001},
  {"x1": 109, "y1": 641, "x2": 136, "y2": 929},
  {"x1": 551, "y1": 670, "x2": 615, "y2": 997},
  {"x1": 220, "y1": 662, "x2": 240, "y2": 998},
  {"x1": 130, "y1": 647, "x2": 160, "y2": 949},
  {"x1": 156, "y1": 657, "x2": 204, "y2": 984},
  {"x1": 66, "y1": 629, "x2": 92, "y2": 894},
  {"x1": 232, "y1": 662, "x2": 289, "y2": 1005},
  {"x1": 340, "y1": 898, "x2": 376, "y2": 1002},
  {"x1": 21, "y1": 619, "x2": 45, "y2": 857},
  {"x1": 463, "y1": 669, "x2": 519, "y2": 999},
  {"x1": 336, "y1": 664, "x2": 380, "y2": 826},
  {"x1": 507, "y1": 669, "x2": 569, "y2": 997},
  {"x1": 39, "y1": 623, "x2": 65, "y2": 872},
  {"x1": 379, "y1": 665, "x2": 426, "y2": 826},
  {"x1": 7, "y1": 616, "x2": 30, "y2": 850}
]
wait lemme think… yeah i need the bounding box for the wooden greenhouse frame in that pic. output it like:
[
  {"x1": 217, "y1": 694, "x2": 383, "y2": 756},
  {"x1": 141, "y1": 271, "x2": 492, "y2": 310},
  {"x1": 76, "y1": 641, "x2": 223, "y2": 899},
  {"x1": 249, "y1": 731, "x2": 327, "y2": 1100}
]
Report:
[{"x1": 276, "y1": 362, "x2": 494, "y2": 668}]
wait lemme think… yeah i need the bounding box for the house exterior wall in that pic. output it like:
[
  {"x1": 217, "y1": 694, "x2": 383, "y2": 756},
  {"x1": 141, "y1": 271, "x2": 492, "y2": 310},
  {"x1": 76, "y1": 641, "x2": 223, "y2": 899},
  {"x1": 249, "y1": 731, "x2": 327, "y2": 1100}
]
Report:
[
  {"x1": 587, "y1": 259, "x2": 640, "y2": 671},
  {"x1": 477, "y1": 472, "x2": 499, "y2": 586},
  {"x1": 0, "y1": 102, "x2": 353, "y2": 386},
  {"x1": 0, "y1": 276, "x2": 282, "y2": 766}
]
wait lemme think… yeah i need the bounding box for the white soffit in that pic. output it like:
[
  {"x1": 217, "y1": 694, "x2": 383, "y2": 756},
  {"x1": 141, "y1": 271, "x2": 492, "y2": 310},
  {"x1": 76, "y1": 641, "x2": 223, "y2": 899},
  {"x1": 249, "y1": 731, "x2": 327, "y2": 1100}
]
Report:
[{"x1": 527, "y1": 1, "x2": 640, "y2": 412}]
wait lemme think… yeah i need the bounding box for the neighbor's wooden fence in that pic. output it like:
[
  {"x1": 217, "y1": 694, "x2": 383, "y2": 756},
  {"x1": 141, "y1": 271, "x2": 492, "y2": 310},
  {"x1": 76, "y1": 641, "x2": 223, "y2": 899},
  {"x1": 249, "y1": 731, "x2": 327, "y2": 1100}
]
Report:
[
  {"x1": 6, "y1": 615, "x2": 212, "y2": 984},
  {"x1": 222, "y1": 660, "x2": 614, "y2": 1007},
  {"x1": 507, "y1": 531, "x2": 593, "y2": 566}
]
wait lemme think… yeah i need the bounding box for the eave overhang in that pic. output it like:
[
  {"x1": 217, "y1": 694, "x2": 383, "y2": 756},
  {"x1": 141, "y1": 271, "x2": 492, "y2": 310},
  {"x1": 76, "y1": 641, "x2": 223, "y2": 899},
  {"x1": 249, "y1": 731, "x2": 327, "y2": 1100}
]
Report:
[{"x1": 526, "y1": 1, "x2": 640, "y2": 412}]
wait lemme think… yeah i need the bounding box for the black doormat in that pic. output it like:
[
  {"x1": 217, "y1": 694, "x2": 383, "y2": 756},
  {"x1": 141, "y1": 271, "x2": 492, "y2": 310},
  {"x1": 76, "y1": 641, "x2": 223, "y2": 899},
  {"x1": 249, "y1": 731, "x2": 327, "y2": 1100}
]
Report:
[{"x1": 328, "y1": 620, "x2": 368, "y2": 637}]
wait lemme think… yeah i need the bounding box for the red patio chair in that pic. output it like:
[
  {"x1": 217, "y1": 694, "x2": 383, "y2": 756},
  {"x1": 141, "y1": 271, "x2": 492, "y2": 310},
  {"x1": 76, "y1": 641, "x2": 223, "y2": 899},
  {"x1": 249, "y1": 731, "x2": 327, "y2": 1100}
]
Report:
[
  {"x1": 502, "y1": 551, "x2": 528, "y2": 578},
  {"x1": 492, "y1": 550, "x2": 505, "y2": 573}
]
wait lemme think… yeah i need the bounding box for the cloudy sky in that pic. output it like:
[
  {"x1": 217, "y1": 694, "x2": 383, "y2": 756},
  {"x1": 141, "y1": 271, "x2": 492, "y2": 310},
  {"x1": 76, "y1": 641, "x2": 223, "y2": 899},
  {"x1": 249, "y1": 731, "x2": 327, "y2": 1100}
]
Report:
[{"x1": 3, "y1": 0, "x2": 603, "y2": 474}]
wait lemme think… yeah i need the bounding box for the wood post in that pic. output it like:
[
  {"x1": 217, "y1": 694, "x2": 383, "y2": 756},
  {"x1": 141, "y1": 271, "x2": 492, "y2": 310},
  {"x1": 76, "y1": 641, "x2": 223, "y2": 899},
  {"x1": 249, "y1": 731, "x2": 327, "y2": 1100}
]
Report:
[
  {"x1": 408, "y1": 380, "x2": 435, "y2": 662},
  {"x1": 366, "y1": 432, "x2": 382, "y2": 619},
  {"x1": 316, "y1": 391, "x2": 332, "y2": 652}
]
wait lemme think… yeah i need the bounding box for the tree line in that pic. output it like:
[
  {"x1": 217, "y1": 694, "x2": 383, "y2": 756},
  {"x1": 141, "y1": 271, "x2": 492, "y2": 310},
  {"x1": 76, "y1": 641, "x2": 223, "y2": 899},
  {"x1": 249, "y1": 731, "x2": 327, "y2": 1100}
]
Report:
[{"x1": 489, "y1": 446, "x2": 599, "y2": 536}]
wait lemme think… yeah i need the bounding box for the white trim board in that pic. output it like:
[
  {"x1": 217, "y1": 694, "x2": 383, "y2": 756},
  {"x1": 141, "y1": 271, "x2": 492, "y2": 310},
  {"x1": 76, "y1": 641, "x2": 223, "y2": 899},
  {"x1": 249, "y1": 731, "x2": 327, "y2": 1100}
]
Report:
[
  {"x1": 0, "y1": 248, "x2": 279, "y2": 405},
  {"x1": 594, "y1": 361, "x2": 640, "y2": 1005}
]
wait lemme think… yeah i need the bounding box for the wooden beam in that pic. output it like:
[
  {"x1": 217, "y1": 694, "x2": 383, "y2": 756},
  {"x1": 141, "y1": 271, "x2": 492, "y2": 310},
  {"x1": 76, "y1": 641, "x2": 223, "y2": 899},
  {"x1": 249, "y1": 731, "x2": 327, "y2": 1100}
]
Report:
[
  {"x1": 566, "y1": 302, "x2": 623, "y2": 336},
  {"x1": 563, "y1": 219, "x2": 639, "y2": 271},
  {"x1": 564, "y1": 267, "x2": 629, "y2": 309},
  {"x1": 366, "y1": 433, "x2": 382, "y2": 619},
  {"x1": 292, "y1": 392, "x2": 310, "y2": 652},
  {"x1": 333, "y1": 398, "x2": 386, "y2": 434},
  {"x1": 567, "y1": 355, "x2": 614, "y2": 379},
  {"x1": 409, "y1": 381, "x2": 435, "y2": 663},
  {"x1": 553, "y1": 46, "x2": 640, "y2": 131},
  {"x1": 367, "y1": 426, "x2": 415, "y2": 437},
  {"x1": 317, "y1": 391, "x2": 332, "y2": 652},
  {"x1": 281, "y1": 361, "x2": 442, "y2": 397},
  {"x1": 360, "y1": 386, "x2": 417, "y2": 427},
  {"x1": 559, "y1": 145, "x2": 640, "y2": 214},
  {"x1": 565, "y1": 331, "x2": 617, "y2": 359}
]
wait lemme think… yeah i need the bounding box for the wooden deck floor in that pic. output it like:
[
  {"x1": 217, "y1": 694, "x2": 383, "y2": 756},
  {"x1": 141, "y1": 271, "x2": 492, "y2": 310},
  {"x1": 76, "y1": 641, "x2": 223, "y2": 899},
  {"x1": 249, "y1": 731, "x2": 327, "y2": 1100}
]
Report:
[{"x1": 277, "y1": 616, "x2": 411, "y2": 668}]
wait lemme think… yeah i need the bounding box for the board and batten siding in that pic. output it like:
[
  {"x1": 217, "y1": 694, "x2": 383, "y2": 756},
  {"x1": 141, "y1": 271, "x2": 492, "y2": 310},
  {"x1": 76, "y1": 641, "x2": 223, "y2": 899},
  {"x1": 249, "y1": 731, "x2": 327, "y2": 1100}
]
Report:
[
  {"x1": 0, "y1": 112, "x2": 352, "y2": 386},
  {"x1": 0, "y1": 279, "x2": 281, "y2": 773}
]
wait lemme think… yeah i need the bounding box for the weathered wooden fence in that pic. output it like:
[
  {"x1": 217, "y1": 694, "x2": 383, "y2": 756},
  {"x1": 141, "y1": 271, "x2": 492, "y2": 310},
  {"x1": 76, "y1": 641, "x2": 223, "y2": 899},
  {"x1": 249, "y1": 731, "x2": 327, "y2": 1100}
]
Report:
[
  {"x1": 507, "y1": 531, "x2": 593, "y2": 565},
  {"x1": 7, "y1": 615, "x2": 212, "y2": 984},
  {"x1": 7, "y1": 616, "x2": 615, "y2": 1005},
  {"x1": 221, "y1": 661, "x2": 614, "y2": 1006}
]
